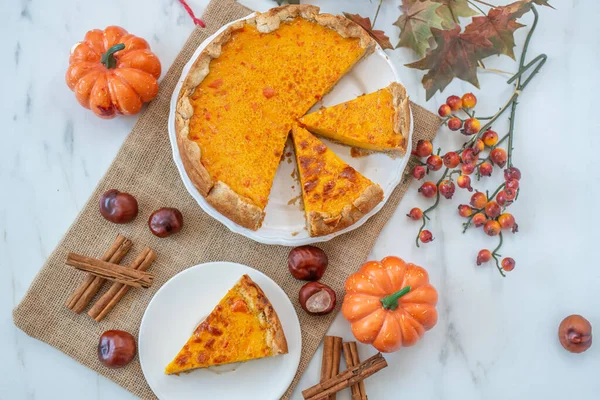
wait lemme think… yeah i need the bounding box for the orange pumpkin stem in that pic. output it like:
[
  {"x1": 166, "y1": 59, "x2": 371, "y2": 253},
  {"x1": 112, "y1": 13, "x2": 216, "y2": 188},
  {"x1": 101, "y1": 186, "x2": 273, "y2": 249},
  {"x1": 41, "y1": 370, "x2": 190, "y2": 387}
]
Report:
[
  {"x1": 101, "y1": 43, "x2": 125, "y2": 69},
  {"x1": 380, "y1": 286, "x2": 411, "y2": 310}
]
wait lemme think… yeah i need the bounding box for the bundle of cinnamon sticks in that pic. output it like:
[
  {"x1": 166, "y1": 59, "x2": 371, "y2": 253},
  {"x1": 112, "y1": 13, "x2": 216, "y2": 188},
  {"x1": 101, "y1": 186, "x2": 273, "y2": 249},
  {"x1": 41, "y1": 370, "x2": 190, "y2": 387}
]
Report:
[
  {"x1": 303, "y1": 337, "x2": 387, "y2": 400},
  {"x1": 65, "y1": 234, "x2": 156, "y2": 321}
]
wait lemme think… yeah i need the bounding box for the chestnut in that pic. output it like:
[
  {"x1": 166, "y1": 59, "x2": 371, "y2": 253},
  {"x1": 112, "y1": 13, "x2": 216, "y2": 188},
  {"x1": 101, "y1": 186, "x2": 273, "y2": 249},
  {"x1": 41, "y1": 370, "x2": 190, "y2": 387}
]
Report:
[
  {"x1": 98, "y1": 330, "x2": 136, "y2": 368},
  {"x1": 558, "y1": 314, "x2": 592, "y2": 354},
  {"x1": 288, "y1": 246, "x2": 328, "y2": 281},
  {"x1": 99, "y1": 189, "x2": 138, "y2": 224},
  {"x1": 299, "y1": 281, "x2": 336, "y2": 315},
  {"x1": 148, "y1": 208, "x2": 183, "y2": 238}
]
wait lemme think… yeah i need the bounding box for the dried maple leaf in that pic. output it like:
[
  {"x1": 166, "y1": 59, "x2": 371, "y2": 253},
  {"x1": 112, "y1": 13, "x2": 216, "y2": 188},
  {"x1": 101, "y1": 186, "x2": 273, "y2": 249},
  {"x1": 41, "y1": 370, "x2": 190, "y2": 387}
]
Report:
[
  {"x1": 464, "y1": 1, "x2": 532, "y2": 59},
  {"x1": 343, "y1": 12, "x2": 394, "y2": 50},
  {"x1": 432, "y1": 0, "x2": 479, "y2": 28},
  {"x1": 406, "y1": 26, "x2": 497, "y2": 100},
  {"x1": 394, "y1": 0, "x2": 444, "y2": 57},
  {"x1": 530, "y1": 0, "x2": 554, "y2": 8}
]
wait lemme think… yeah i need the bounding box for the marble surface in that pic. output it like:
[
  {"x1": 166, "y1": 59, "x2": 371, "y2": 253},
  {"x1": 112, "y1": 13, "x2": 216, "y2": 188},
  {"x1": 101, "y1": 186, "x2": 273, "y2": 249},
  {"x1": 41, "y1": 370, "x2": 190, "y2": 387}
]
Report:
[{"x1": 2, "y1": 0, "x2": 599, "y2": 398}]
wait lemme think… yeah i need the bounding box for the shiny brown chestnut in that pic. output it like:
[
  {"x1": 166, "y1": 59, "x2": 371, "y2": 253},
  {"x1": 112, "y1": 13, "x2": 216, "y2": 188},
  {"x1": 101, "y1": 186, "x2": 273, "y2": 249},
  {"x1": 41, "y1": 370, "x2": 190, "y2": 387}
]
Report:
[
  {"x1": 98, "y1": 330, "x2": 136, "y2": 368},
  {"x1": 148, "y1": 208, "x2": 183, "y2": 238},
  {"x1": 99, "y1": 189, "x2": 138, "y2": 224},
  {"x1": 299, "y1": 281, "x2": 336, "y2": 315},
  {"x1": 288, "y1": 246, "x2": 328, "y2": 281},
  {"x1": 559, "y1": 314, "x2": 592, "y2": 353}
]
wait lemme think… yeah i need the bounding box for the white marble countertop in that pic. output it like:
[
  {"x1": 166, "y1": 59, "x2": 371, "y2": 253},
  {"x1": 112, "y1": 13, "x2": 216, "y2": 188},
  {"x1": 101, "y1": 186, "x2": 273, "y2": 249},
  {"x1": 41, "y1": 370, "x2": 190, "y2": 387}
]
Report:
[{"x1": 2, "y1": 0, "x2": 599, "y2": 398}]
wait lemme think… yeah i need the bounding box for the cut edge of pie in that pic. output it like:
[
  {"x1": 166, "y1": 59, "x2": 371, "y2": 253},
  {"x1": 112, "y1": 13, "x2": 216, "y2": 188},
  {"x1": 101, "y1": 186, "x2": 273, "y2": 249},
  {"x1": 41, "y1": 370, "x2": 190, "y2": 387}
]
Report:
[
  {"x1": 299, "y1": 82, "x2": 411, "y2": 156},
  {"x1": 291, "y1": 125, "x2": 384, "y2": 237},
  {"x1": 175, "y1": 4, "x2": 376, "y2": 231},
  {"x1": 164, "y1": 274, "x2": 288, "y2": 375}
]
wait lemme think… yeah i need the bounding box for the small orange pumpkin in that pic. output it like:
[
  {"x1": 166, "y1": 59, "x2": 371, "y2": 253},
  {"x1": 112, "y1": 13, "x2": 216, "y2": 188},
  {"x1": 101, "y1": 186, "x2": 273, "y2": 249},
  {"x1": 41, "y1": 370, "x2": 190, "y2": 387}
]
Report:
[
  {"x1": 342, "y1": 256, "x2": 438, "y2": 353},
  {"x1": 66, "y1": 26, "x2": 161, "y2": 119}
]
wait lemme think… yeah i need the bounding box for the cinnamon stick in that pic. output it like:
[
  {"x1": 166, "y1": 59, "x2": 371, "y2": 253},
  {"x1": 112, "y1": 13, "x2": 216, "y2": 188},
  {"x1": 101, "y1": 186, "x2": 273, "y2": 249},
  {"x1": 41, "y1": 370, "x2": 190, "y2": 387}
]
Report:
[
  {"x1": 349, "y1": 342, "x2": 367, "y2": 399},
  {"x1": 342, "y1": 342, "x2": 361, "y2": 400},
  {"x1": 329, "y1": 337, "x2": 343, "y2": 400},
  {"x1": 302, "y1": 353, "x2": 387, "y2": 400},
  {"x1": 88, "y1": 247, "x2": 156, "y2": 321},
  {"x1": 320, "y1": 336, "x2": 342, "y2": 400},
  {"x1": 65, "y1": 235, "x2": 132, "y2": 313},
  {"x1": 66, "y1": 253, "x2": 154, "y2": 288}
]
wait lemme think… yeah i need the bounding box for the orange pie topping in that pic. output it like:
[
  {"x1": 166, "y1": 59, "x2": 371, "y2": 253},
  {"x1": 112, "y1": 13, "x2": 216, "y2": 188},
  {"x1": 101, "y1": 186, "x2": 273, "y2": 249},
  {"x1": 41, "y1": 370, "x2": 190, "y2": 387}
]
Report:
[
  {"x1": 299, "y1": 82, "x2": 410, "y2": 155},
  {"x1": 165, "y1": 274, "x2": 287, "y2": 375},
  {"x1": 291, "y1": 125, "x2": 383, "y2": 236},
  {"x1": 176, "y1": 5, "x2": 375, "y2": 231}
]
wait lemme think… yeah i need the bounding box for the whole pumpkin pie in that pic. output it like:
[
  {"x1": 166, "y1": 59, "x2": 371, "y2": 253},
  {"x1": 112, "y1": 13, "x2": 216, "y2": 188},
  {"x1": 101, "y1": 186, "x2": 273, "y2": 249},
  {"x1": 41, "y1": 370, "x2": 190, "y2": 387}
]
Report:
[
  {"x1": 176, "y1": 5, "x2": 375, "y2": 230},
  {"x1": 291, "y1": 125, "x2": 384, "y2": 236},
  {"x1": 299, "y1": 82, "x2": 411, "y2": 155},
  {"x1": 165, "y1": 274, "x2": 287, "y2": 375}
]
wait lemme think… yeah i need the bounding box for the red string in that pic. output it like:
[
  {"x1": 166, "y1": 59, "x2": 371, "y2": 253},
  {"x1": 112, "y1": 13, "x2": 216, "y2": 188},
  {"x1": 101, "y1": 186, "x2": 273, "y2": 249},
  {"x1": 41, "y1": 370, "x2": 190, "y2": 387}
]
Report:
[{"x1": 178, "y1": 0, "x2": 206, "y2": 28}]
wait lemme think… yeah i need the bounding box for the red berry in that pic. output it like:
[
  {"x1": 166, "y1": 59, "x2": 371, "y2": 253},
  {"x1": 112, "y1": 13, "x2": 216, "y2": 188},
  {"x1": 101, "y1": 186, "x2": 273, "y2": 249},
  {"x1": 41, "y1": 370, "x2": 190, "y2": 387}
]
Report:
[
  {"x1": 415, "y1": 140, "x2": 433, "y2": 157},
  {"x1": 443, "y1": 151, "x2": 460, "y2": 168},
  {"x1": 407, "y1": 207, "x2": 423, "y2": 220},
  {"x1": 458, "y1": 204, "x2": 474, "y2": 218},
  {"x1": 461, "y1": 93, "x2": 477, "y2": 109},
  {"x1": 504, "y1": 167, "x2": 522, "y2": 181},
  {"x1": 438, "y1": 104, "x2": 452, "y2": 117},
  {"x1": 473, "y1": 139, "x2": 484, "y2": 155},
  {"x1": 504, "y1": 188, "x2": 517, "y2": 201},
  {"x1": 461, "y1": 148, "x2": 478, "y2": 164},
  {"x1": 498, "y1": 213, "x2": 516, "y2": 230},
  {"x1": 419, "y1": 182, "x2": 437, "y2": 198},
  {"x1": 457, "y1": 175, "x2": 473, "y2": 191},
  {"x1": 501, "y1": 257, "x2": 516, "y2": 271},
  {"x1": 463, "y1": 118, "x2": 481, "y2": 135},
  {"x1": 496, "y1": 190, "x2": 510, "y2": 207},
  {"x1": 448, "y1": 117, "x2": 462, "y2": 131},
  {"x1": 479, "y1": 162, "x2": 493, "y2": 177},
  {"x1": 470, "y1": 192, "x2": 487, "y2": 209},
  {"x1": 483, "y1": 220, "x2": 501, "y2": 236},
  {"x1": 472, "y1": 212, "x2": 487, "y2": 227},
  {"x1": 484, "y1": 201, "x2": 501, "y2": 219},
  {"x1": 461, "y1": 163, "x2": 475, "y2": 175},
  {"x1": 482, "y1": 130, "x2": 498, "y2": 147},
  {"x1": 446, "y1": 95, "x2": 463, "y2": 111},
  {"x1": 419, "y1": 230, "x2": 434, "y2": 243},
  {"x1": 477, "y1": 249, "x2": 492, "y2": 265},
  {"x1": 412, "y1": 165, "x2": 426, "y2": 180},
  {"x1": 426, "y1": 155, "x2": 443, "y2": 171},
  {"x1": 506, "y1": 178, "x2": 519, "y2": 190},
  {"x1": 439, "y1": 180, "x2": 456, "y2": 199},
  {"x1": 490, "y1": 148, "x2": 507, "y2": 168}
]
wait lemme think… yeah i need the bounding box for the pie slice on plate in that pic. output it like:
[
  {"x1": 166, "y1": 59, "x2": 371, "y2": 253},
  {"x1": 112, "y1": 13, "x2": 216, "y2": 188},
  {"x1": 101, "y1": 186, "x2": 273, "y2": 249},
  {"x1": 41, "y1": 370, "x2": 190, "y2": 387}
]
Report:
[
  {"x1": 298, "y1": 82, "x2": 410, "y2": 155},
  {"x1": 291, "y1": 125, "x2": 384, "y2": 237},
  {"x1": 164, "y1": 274, "x2": 288, "y2": 375},
  {"x1": 175, "y1": 5, "x2": 375, "y2": 230}
]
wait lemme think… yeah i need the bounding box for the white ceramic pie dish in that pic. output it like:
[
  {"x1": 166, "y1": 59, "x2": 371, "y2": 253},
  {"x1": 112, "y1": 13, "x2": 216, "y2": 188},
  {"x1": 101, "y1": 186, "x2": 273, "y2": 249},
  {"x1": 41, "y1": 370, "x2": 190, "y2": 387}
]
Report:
[{"x1": 168, "y1": 12, "x2": 414, "y2": 246}]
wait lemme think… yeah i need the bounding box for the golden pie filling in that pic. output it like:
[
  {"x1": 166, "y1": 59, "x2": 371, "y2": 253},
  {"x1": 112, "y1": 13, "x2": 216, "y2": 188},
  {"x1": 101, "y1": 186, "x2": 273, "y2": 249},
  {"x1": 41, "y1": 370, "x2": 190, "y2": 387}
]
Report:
[
  {"x1": 291, "y1": 125, "x2": 380, "y2": 218},
  {"x1": 186, "y1": 17, "x2": 368, "y2": 210},
  {"x1": 299, "y1": 83, "x2": 408, "y2": 153},
  {"x1": 165, "y1": 275, "x2": 287, "y2": 374}
]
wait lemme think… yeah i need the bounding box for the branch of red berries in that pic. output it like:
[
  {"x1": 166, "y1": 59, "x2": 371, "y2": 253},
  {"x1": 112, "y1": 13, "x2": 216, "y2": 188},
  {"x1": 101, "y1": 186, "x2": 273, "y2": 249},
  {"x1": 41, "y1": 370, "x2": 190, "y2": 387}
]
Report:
[{"x1": 406, "y1": 8, "x2": 547, "y2": 277}]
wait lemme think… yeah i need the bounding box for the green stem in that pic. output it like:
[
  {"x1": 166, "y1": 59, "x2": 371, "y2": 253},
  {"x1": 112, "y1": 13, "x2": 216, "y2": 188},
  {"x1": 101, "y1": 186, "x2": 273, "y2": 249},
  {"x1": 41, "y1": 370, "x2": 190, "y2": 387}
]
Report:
[
  {"x1": 372, "y1": 0, "x2": 383, "y2": 27},
  {"x1": 491, "y1": 232, "x2": 506, "y2": 277},
  {"x1": 415, "y1": 167, "x2": 449, "y2": 247},
  {"x1": 506, "y1": 100, "x2": 517, "y2": 168},
  {"x1": 381, "y1": 286, "x2": 411, "y2": 310},
  {"x1": 101, "y1": 43, "x2": 125, "y2": 69},
  {"x1": 472, "y1": 0, "x2": 497, "y2": 7}
]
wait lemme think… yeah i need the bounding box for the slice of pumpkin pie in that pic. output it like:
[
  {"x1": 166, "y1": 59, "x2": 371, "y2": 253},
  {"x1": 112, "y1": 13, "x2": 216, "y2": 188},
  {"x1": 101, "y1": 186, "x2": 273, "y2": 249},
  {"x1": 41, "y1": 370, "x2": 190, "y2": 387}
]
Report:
[
  {"x1": 299, "y1": 82, "x2": 410, "y2": 155},
  {"x1": 291, "y1": 125, "x2": 384, "y2": 237},
  {"x1": 165, "y1": 275, "x2": 288, "y2": 375}
]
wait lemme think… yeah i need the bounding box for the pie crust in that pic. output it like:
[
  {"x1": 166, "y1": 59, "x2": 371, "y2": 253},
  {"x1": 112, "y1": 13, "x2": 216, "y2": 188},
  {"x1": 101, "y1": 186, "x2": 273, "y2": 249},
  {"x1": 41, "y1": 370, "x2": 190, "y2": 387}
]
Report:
[{"x1": 175, "y1": 5, "x2": 375, "y2": 231}]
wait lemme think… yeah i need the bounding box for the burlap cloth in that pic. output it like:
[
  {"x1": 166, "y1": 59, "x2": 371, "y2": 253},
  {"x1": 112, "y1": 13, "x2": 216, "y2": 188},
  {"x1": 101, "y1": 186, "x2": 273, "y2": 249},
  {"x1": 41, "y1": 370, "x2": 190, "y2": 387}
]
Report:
[{"x1": 13, "y1": 0, "x2": 441, "y2": 398}]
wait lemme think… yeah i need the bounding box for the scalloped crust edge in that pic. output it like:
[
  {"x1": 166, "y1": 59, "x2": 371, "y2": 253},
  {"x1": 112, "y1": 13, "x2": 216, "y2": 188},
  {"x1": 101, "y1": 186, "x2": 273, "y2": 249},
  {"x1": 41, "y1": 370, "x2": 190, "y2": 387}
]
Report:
[
  {"x1": 307, "y1": 184, "x2": 384, "y2": 237},
  {"x1": 175, "y1": 4, "x2": 376, "y2": 231}
]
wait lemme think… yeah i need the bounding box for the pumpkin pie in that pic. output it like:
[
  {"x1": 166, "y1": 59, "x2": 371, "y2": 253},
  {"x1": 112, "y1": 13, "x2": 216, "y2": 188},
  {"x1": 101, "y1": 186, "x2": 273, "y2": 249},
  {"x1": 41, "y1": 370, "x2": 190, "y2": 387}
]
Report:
[
  {"x1": 299, "y1": 83, "x2": 410, "y2": 155},
  {"x1": 291, "y1": 125, "x2": 384, "y2": 236},
  {"x1": 176, "y1": 5, "x2": 375, "y2": 230},
  {"x1": 165, "y1": 274, "x2": 288, "y2": 375}
]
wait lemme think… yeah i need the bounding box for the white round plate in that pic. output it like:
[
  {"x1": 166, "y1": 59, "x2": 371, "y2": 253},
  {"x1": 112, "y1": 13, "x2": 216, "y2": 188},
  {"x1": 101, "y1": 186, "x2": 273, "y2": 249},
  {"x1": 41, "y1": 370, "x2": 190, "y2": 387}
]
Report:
[
  {"x1": 139, "y1": 262, "x2": 302, "y2": 400},
  {"x1": 168, "y1": 13, "x2": 414, "y2": 246}
]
